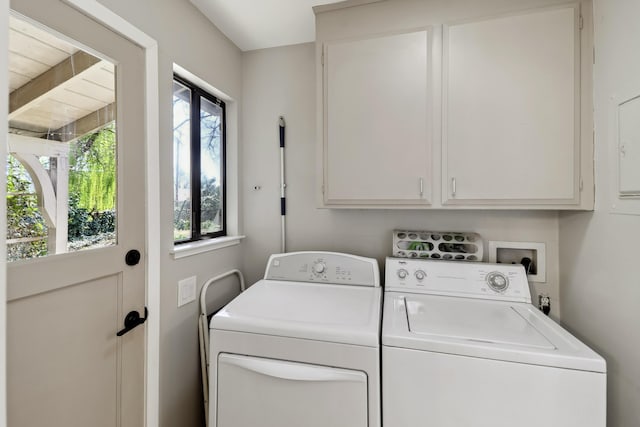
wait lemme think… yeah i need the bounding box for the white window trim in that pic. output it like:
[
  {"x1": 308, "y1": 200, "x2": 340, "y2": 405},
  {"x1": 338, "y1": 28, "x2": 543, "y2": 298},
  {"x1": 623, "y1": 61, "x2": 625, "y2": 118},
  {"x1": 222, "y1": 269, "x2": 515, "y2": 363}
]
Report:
[{"x1": 171, "y1": 235, "x2": 245, "y2": 260}]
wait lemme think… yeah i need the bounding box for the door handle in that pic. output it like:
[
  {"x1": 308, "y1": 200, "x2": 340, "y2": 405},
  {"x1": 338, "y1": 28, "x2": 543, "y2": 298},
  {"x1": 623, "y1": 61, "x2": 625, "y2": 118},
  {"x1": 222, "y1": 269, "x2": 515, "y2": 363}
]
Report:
[
  {"x1": 116, "y1": 307, "x2": 148, "y2": 336},
  {"x1": 220, "y1": 354, "x2": 366, "y2": 383}
]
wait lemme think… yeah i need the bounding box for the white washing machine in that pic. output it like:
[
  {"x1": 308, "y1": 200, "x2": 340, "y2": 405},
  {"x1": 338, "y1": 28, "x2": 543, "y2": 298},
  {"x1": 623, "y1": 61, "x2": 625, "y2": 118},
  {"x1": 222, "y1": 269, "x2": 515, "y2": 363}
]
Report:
[
  {"x1": 383, "y1": 257, "x2": 606, "y2": 427},
  {"x1": 209, "y1": 252, "x2": 382, "y2": 427}
]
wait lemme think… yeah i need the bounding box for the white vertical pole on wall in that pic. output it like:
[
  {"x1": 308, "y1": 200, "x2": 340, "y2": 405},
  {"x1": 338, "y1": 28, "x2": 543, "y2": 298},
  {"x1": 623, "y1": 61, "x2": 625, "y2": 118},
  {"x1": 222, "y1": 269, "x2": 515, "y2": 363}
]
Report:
[{"x1": 279, "y1": 117, "x2": 286, "y2": 253}]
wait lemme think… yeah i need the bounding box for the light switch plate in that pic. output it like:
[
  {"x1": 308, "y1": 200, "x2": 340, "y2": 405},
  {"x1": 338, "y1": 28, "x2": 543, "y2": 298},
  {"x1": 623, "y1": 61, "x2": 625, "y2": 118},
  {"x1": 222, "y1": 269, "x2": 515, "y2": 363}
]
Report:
[{"x1": 178, "y1": 276, "x2": 197, "y2": 307}]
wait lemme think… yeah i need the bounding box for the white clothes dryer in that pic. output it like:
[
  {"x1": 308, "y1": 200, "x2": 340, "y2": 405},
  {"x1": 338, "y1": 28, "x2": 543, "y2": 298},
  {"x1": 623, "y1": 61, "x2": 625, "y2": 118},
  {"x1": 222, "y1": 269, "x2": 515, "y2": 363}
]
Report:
[
  {"x1": 209, "y1": 252, "x2": 382, "y2": 427},
  {"x1": 382, "y1": 257, "x2": 606, "y2": 427}
]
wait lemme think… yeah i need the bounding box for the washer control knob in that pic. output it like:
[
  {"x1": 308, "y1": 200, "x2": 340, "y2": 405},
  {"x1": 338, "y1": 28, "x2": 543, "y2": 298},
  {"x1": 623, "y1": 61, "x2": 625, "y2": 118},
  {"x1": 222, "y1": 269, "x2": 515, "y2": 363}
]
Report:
[
  {"x1": 313, "y1": 262, "x2": 326, "y2": 275},
  {"x1": 397, "y1": 269, "x2": 408, "y2": 279},
  {"x1": 415, "y1": 270, "x2": 426, "y2": 281},
  {"x1": 486, "y1": 271, "x2": 509, "y2": 292}
]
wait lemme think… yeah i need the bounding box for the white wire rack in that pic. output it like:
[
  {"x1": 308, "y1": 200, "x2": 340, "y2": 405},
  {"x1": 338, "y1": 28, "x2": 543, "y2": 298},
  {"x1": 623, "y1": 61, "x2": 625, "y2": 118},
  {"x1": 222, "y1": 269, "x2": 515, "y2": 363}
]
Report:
[{"x1": 198, "y1": 269, "x2": 245, "y2": 426}]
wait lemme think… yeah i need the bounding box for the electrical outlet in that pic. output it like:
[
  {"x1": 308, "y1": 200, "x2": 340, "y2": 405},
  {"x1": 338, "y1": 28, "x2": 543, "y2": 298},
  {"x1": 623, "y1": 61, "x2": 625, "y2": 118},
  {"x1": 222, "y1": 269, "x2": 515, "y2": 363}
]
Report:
[
  {"x1": 178, "y1": 276, "x2": 197, "y2": 307},
  {"x1": 538, "y1": 294, "x2": 551, "y2": 316}
]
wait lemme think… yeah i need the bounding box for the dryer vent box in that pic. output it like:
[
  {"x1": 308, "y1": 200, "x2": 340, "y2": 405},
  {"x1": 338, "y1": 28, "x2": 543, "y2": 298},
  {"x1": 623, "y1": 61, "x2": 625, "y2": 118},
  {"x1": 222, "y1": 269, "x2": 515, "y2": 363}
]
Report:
[{"x1": 488, "y1": 241, "x2": 546, "y2": 283}]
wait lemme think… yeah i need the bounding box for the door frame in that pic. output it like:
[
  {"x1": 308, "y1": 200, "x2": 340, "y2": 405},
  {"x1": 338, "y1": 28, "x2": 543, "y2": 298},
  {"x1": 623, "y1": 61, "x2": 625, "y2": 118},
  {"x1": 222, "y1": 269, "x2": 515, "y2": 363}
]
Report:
[{"x1": 0, "y1": 1, "x2": 161, "y2": 426}]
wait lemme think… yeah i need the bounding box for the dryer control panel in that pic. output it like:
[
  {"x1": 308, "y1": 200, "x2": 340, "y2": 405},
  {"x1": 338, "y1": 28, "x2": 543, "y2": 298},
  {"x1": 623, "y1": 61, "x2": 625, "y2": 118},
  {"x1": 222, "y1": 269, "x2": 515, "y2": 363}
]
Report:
[
  {"x1": 265, "y1": 252, "x2": 380, "y2": 287},
  {"x1": 385, "y1": 257, "x2": 531, "y2": 303}
]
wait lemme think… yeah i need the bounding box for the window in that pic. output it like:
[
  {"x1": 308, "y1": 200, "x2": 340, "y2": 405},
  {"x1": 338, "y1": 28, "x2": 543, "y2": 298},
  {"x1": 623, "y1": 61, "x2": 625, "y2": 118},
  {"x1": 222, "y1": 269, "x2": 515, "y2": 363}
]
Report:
[{"x1": 173, "y1": 74, "x2": 226, "y2": 243}]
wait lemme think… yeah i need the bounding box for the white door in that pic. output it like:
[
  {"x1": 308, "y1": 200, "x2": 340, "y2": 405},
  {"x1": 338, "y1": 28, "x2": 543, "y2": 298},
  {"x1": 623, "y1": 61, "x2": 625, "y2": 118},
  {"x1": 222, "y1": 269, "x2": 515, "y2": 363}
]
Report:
[{"x1": 6, "y1": 1, "x2": 146, "y2": 426}]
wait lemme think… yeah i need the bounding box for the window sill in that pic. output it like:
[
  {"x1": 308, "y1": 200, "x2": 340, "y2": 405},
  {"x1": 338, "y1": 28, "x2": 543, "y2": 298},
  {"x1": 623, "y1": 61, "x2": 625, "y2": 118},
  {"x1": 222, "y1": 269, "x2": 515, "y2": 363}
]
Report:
[{"x1": 171, "y1": 235, "x2": 245, "y2": 260}]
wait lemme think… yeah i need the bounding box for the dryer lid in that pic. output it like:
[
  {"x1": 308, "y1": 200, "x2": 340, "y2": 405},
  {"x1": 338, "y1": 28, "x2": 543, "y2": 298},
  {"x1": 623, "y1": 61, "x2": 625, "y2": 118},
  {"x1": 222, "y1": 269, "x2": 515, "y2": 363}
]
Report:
[
  {"x1": 382, "y1": 292, "x2": 606, "y2": 373},
  {"x1": 211, "y1": 280, "x2": 382, "y2": 347}
]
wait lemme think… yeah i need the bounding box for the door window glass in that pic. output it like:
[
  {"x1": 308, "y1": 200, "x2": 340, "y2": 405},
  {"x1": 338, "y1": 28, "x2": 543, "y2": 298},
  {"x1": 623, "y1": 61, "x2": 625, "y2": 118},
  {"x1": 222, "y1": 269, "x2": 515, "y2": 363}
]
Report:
[{"x1": 7, "y1": 15, "x2": 117, "y2": 261}]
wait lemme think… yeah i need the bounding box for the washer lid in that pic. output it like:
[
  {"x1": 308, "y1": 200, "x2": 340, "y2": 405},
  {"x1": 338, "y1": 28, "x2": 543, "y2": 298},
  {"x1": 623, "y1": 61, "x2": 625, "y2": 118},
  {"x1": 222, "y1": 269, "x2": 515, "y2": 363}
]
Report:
[
  {"x1": 211, "y1": 280, "x2": 382, "y2": 347},
  {"x1": 382, "y1": 292, "x2": 606, "y2": 373},
  {"x1": 406, "y1": 296, "x2": 554, "y2": 350}
]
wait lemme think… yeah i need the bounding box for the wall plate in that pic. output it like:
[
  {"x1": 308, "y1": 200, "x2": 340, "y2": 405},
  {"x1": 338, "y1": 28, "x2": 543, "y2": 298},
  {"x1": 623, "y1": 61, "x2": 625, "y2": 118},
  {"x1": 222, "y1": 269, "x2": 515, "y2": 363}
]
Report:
[
  {"x1": 488, "y1": 241, "x2": 546, "y2": 283},
  {"x1": 610, "y1": 92, "x2": 640, "y2": 215},
  {"x1": 178, "y1": 275, "x2": 197, "y2": 307}
]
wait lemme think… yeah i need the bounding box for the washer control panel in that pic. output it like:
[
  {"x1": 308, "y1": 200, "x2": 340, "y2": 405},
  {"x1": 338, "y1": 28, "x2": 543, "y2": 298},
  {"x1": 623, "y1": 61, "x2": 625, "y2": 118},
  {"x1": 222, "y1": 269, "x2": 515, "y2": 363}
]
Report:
[
  {"x1": 385, "y1": 257, "x2": 531, "y2": 303},
  {"x1": 265, "y1": 252, "x2": 380, "y2": 287}
]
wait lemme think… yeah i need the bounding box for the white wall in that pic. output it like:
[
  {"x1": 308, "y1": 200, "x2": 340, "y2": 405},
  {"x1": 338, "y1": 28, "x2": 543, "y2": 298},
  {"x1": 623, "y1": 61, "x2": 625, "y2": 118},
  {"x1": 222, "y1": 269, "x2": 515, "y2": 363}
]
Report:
[
  {"x1": 559, "y1": 1, "x2": 640, "y2": 425},
  {"x1": 242, "y1": 42, "x2": 562, "y2": 317},
  {"x1": 95, "y1": 1, "x2": 244, "y2": 426}
]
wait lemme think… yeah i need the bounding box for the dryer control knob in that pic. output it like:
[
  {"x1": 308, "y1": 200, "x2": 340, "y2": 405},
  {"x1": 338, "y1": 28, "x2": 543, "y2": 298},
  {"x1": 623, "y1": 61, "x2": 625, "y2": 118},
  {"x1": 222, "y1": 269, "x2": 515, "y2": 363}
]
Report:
[
  {"x1": 397, "y1": 269, "x2": 408, "y2": 279},
  {"x1": 415, "y1": 270, "x2": 426, "y2": 281},
  {"x1": 313, "y1": 262, "x2": 326, "y2": 274}
]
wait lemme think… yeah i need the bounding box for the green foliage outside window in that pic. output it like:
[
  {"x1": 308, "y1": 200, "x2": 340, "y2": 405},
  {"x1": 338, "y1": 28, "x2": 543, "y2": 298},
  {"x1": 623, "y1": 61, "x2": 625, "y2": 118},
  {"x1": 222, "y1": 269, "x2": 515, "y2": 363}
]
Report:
[
  {"x1": 68, "y1": 123, "x2": 116, "y2": 212},
  {"x1": 6, "y1": 156, "x2": 48, "y2": 261},
  {"x1": 67, "y1": 123, "x2": 116, "y2": 245},
  {"x1": 201, "y1": 176, "x2": 221, "y2": 232},
  {"x1": 6, "y1": 123, "x2": 117, "y2": 261}
]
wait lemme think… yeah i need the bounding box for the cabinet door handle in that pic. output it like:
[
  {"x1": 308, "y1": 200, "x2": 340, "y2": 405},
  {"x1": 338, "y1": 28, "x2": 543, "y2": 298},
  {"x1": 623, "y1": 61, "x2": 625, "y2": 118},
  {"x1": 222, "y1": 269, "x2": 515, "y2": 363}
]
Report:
[
  {"x1": 419, "y1": 178, "x2": 424, "y2": 197},
  {"x1": 451, "y1": 177, "x2": 457, "y2": 197}
]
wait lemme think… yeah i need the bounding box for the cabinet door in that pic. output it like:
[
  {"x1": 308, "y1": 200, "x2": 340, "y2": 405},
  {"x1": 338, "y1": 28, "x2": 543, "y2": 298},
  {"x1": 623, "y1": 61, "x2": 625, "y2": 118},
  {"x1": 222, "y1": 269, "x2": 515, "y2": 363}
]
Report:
[
  {"x1": 215, "y1": 354, "x2": 368, "y2": 427},
  {"x1": 323, "y1": 29, "x2": 432, "y2": 206},
  {"x1": 442, "y1": 5, "x2": 580, "y2": 205}
]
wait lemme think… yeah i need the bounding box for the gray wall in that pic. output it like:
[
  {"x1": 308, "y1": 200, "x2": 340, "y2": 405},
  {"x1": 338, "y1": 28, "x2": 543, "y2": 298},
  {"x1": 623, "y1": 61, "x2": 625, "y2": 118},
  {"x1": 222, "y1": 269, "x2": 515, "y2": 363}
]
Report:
[
  {"x1": 242, "y1": 42, "x2": 562, "y2": 317},
  {"x1": 559, "y1": 0, "x2": 640, "y2": 425},
  {"x1": 96, "y1": 1, "x2": 243, "y2": 426}
]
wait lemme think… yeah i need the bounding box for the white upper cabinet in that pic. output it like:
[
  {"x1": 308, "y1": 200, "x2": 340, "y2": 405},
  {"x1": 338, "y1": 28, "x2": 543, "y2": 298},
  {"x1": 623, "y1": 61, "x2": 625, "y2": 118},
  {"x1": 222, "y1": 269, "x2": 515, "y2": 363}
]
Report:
[
  {"x1": 315, "y1": 1, "x2": 593, "y2": 210},
  {"x1": 322, "y1": 29, "x2": 434, "y2": 206},
  {"x1": 442, "y1": 5, "x2": 582, "y2": 206}
]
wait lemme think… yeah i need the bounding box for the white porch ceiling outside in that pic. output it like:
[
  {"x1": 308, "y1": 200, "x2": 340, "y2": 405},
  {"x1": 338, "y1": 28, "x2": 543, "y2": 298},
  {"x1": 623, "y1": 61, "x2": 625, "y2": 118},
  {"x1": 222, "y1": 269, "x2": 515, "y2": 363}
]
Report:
[{"x1": 8, "y1": 15, "x2": 115, "y2": 141}]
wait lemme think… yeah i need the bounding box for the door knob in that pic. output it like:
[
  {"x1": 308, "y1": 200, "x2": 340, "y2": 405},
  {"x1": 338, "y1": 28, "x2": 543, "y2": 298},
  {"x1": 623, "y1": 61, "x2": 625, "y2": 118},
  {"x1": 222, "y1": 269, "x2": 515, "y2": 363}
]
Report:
[{"x1": 125, "y1": 249, "x2": 141, "y2": 266}]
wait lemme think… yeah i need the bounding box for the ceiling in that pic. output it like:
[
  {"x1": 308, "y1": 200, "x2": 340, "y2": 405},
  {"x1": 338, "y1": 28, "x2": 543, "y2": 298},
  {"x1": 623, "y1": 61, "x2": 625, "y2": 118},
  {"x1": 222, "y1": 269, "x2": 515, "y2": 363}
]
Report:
[{"x1": 190, "y1": 0, "x2": 345, "y2": 51}]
